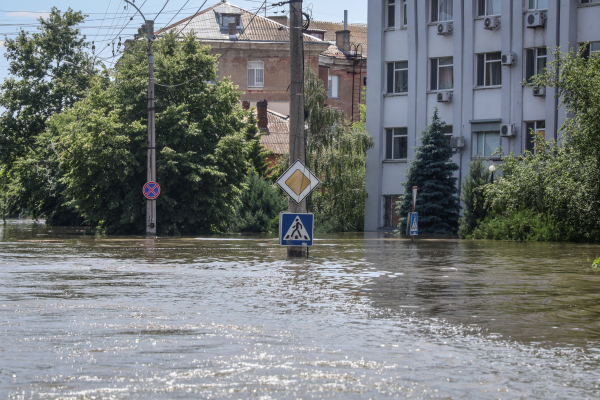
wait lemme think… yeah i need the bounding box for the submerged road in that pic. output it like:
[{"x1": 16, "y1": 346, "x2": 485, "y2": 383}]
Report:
[{"x1": 1, "y1": 220, "x2": 599, "y2": 398}]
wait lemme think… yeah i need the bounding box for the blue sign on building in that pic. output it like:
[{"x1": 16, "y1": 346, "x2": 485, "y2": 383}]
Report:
[
  {"x1": 409, "y1": 212, "x2": 418, "y2": 235},
  {"x1": 279, "y1": 213, "x2": 314, "y2": 247}
]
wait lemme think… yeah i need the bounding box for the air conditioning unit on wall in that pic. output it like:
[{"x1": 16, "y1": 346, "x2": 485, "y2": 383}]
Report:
[
  {"x1": 500, "y1": 124, "x2": 516, "y2": 137},
  {"x1": 437, "y1": 22, "x2": 453, "y2": 35},
  {"x1": 526, "y1": 12, "x2": 545, "y2": 28},
  {"x1": 484, "y1": 17, "x2": 500, "y2": 30},
  {"x1": 533, "y1": 86, "x2": 547, "y2": 96},
  {"x1": 501, "y1": 52, "x2": 516, "y2": 66},
  {"x1": 437, "y1": 91, "x2": 452, "y2": 103},
  {"x1": 450, "y1": 136, "x2": 465, "y2": 148}
]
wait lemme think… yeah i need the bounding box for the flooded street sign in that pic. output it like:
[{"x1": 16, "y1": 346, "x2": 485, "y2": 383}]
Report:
[
  {"x1": 143, "y1": 181, "x2": 160, "y2": 200},
  {"x1": 279, "y1": 212, "x2": 314, "y2": 246},
  {"x1": 410, "y1": 212, "x2": 418, "y2": 235},
  {"x1": 276, "y1": 160, "x2": 320, "y2": 205}
]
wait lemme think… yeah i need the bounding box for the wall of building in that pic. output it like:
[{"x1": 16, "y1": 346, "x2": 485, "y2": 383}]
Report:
[
  {"x1": 365, "y1": 0, "x2": 600, "y2": 231},
  {"x1": 324, "y1": 61, "x2": 367, "y2": 121}
]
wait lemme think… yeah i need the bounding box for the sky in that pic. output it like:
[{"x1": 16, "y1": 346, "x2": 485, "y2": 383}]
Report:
[{"x1": 0, "y1": 0, "x2": 368, "y2": 85}]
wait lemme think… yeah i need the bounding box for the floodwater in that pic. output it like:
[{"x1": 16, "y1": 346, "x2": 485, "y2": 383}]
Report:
[{"x1": 1, "y1": 221, "x2": 600, "y2": 399}]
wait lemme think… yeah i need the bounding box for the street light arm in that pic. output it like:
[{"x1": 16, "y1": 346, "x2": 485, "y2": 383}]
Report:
[{"x1": 124, "y1": 0, "x2": 147, "y2": 23}]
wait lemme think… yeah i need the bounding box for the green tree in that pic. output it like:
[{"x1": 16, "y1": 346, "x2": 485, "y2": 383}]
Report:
[
  {"x1": 397, "y1": 109, "x2": 460, "y2": 234},
  {"x1": 244, "y1": 110, "x2": 272, "y2": 177},
  {"x1": 0, "y1": 8, "x2": 97, "y2": 223},
  {"x1": 304, "y1": 69, "x2": 374, "y2": 232},
  {"x1": 229, "y1": 168, "x2": 287, "y2": 233},
  {"x1": 458, "y1": 157, "x2": 491, "y2": 238},
  {"x1": 44, "y1": 32, "x2": 252, "y2": 234}
]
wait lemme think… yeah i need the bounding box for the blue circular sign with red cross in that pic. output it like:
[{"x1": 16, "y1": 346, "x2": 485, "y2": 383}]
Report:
[{"x1": 143, "y1": 181, "x2": 160, "y2": 199}]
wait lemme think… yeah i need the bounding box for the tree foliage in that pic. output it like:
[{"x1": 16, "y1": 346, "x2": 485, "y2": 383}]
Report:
[
  {"x1": 44, "y1": 32, "x2": 252, "y2": 234},
  {"x1": 458, "y1": 157, "x2": 491, "y2": 238},
  {"x1": 229, "y1": 168, "x2": 287, "y2": 233},
  {"x1": 244, "y1": 110, "x2": 272, "y2": 177},
  {"x1": 397, "y1": 109, "x2": 460, "y2": 234},
  {"x1": 0, "y1": 8, "x2": 98, "y2": 223},
  {"x1": 304, "y1": 69, "x2": 374, "y2": 232}
]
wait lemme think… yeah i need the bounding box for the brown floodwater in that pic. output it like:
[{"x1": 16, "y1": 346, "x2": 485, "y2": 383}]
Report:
[{"x1": 1, "y1": 220, "x2": 599, "y2": 398}]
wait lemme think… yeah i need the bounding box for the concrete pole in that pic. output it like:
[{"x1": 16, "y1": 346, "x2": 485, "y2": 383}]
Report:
[
  {"x1": 288, "y1": 0, "x2": 307, "y2": 257},
  {"x1": 146, "y1": 20, "x2": 157, "y2": 235}
]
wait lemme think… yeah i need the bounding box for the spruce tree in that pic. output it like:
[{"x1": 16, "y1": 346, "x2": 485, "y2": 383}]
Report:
[
  {"x1": 397, "y1": 109, "x2": 460, "y2": 234},
  {"x1": 244, "y1": 110, "x2": 272, "y2": 177}
]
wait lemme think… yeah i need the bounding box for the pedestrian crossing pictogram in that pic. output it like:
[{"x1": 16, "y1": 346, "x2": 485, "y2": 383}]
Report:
[{"x1": 279, "y1": 213, "x2": 314, "y2": 246}]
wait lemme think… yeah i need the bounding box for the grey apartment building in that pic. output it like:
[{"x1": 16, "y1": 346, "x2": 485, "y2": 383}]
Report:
[{"x1": 364, "y1": 0, "x2": 600, "y2": 231}]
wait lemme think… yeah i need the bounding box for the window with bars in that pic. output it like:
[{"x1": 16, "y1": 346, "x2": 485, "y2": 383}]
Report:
[
  {"x1": 387, "y1": 61, "x2": 408, "y2": 94},
  {"x1": 528, "y1": 0, "x2": 548, "y2": 9},
  {"x1": 383, "y1": 195, "x2": 401, "y2": 228},
  {"x1": 387, "y1": 0, "x2": 396, "y2": 28},
  {"x1": 430, "y1": 57, "x2": 453, "y2": 91},
  {"x1": 525, "y1": 121, "x2": 545, "y2": 154},
  {"x1": 478, "y1": 0, "x2": 501, "y2": 16},
  {"x1": 431, "y1": 0, "x2": 453, "y2": 22},
  {"x1": 247, "y1": 61, "x2": 264, "y2": 88},
  {"x1": 386, "y1": 128, "x2": 408, "y2": 160},
  {"x1": 443, "y1": 125, "x2": 453, "y2": 149},
  {"x1": 525, "y1": 48, "x2": 547, "y2": 82},
  {"x1": 475, "y1": 131, "x2": 501, "y2": 157},
  {"x1": 477, "y1": 52, "x2": 502, "y2": 87}
]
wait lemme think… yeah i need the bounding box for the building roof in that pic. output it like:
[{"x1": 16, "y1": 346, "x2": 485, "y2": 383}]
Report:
[
  {"x1": 157, "y1": 1, "x2": 324, "y2": 44},
  {"x1": 309, "y1": 20, "x2": 368, "y2": 58},
  {"x1": 257, "y1": 109, "x2": 289, "y2": 155}
]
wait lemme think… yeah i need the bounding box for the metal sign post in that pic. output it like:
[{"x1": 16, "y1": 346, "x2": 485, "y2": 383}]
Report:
[{"x1": 411, "y1": 186, "x2": 417, "y2": 242}]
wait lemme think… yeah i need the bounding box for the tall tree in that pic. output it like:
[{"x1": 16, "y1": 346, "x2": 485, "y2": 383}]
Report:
[
  {"x1": 304, "y1": 69, "x2": 374, "y2": 232},
  {"x1": 397, "y1": 109, "x2": 460, "y2": 234},
  {"x1": 44, "y1": 32, "x2": 252, "y2": 234},
  {"x1": 0, "y1": 8, "x2": 97, "y2": 223},
  {"x1": 458, "y1": 157, "x2": 491, "y2": 237},
  {"x1": 244, "y1": 110, "x2": 271, "y2": 177}
]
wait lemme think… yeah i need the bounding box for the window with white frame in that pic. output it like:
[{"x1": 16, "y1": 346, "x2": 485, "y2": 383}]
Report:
[
  {"x1": 387, "y1": 0, "x2": 396, "y2": 28},
  {"x1": 430, "y1": 57, "x2": 453, "y2": 90},
  {"x1": 328, "y1": 73, "x2": 340, "y2": 98},
  {"x1": 387, "y1": 61, "x2": 408, "y2": 93},
  {"x1": 525, "y1": 120, "x2": 545, "y2": 154},
  {"x1": 581, "y1": 0, "x2": 600, "y2": 4},
  {"x1": 477, "y1": 52, "x2": 502, "y2": 87},
  {"x1": 442, "y1": 125, "x2": 453, "y2": 149},
  {"x1": 431, "y1": 0, "x2": 453, "y2": 22},
  {"x1": 525, "y1": 48, "x2": 547, "y2": 82},
  {"x1": 386, "y1": 128, "x2": 408, "y2": 159},
  {"x1": 528, "y1": 0, "x2": 548, "y2": 10},
  {"x1": 478, "y1": 0, "x2": 501, "y2": 16},
  {"x1": 581, "y1": 41, "x2": 600, "y2": 58},
  {"x1": 247, "y1": 61, "x2": 264, "y2": 87},
  {"x1": 475, "y1": 131, "x2": 501, "y2": 157},
  {"x1": 402, "y1": 0, "x2": 408, "y2": 25}
]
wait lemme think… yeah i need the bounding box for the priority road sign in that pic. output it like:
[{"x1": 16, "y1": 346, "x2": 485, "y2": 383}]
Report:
[
  {"x1": 276, "y1": 160, "x2": 320, "y2": 204},
  {"x1": 143, "y1": 181, "x2": 160, "y2": 200},
  {"x1": 409, "y1": 212, "x2": 418, "y2": 235},
  {"x1": 279, "y1": 212, "x2": 314, "y2": 246}
]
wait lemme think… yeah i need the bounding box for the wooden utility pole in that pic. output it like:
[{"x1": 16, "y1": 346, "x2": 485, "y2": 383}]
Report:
[
  {"x1": 288, "y1": 0, "x2": 306, "y2": 257},
  {"x1": 146, "y1": 20, "x2": 157, "y2": 235}
]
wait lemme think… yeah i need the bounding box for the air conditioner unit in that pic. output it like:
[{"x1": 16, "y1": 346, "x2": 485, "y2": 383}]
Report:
[
  {"x1": 501, "y1": 52, "x2": 516, "y2": 66},
  {"x1": 437, "y1": 91, "x2": 452, "y2": 103},
  {"x1": 437, "y1": 22, "x2": 453, "y2": 36},
  {"x1": 500, "y1": 124, "x2": 516, "y2": 137},
  {"x1": 450, "y1": 136, "x2": 465, "y2": 149},
  {"x1": 526, "y1": 12, "x2": 545, "y2": 28},
  {"x1": 483, "y1": 17, "x2": 500, "y2": 30},
  {"x1": 533, "y1": 86, "x2": 546, "y2": 96}
]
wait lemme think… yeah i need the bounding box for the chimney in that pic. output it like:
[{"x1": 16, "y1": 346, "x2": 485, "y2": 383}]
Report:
[
  {"x1": 267, "y1": 15, "x2": 288, "y2": 26},
  {"x1": 242, "y1": 100, "x2": 250, "y2": 110},
  {"x1": 344, "y1": 10, "x2": 348, "y2": 30},
  {"x1": 257, "y1": 99, "x2": 268, "y2": 129},
  {"x1": 336, "y1": 30, "x2": 351, "y2": 52},
  {"x1": 228, "y1": 22, "x2": 237, "y2": 38}
]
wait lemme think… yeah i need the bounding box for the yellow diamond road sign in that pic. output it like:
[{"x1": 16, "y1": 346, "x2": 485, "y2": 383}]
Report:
[{"x1": 277, "y1": 160, "x2": 321, "y2": 204}]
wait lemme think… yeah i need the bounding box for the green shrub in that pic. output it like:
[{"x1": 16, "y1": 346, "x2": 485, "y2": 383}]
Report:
[
  {"x1": 458, "y1": 157, "x2": 491, "y2": 238},
  {"x1": 469, "y1": 209, "x2": 562, "y2": 242}
]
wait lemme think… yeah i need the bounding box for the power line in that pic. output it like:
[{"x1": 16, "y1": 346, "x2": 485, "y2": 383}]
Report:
[
  {"x1": 174, "y1": 0, "x2": 209, "y2": 37},
  {"x1": 154, "y1": 0, "x2": 171, "y2": 20},
  {"x1": 160, "y1": 0, "x2": 191, "y2": 31}
]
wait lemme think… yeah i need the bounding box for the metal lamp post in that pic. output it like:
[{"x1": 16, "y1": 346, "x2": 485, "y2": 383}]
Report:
[{"x1": 489, "y1": 164, "x2": 497, "y2": 184}]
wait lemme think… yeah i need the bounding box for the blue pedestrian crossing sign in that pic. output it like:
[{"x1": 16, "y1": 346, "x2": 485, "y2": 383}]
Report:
[
  {"x1": 409, "y1": 212, "x2": 418, "y2": 235},
  {"x1": 279, "y1": 213, "x2": 314, "y2": 247}
]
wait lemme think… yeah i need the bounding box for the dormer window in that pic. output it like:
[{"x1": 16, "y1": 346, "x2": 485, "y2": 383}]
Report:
[
  {"x1": 305, "y1": 31, "x2": 325, "y2": 40},
  {"x1": 220, "y1": 14, "x2": 241, "y2": 28}
]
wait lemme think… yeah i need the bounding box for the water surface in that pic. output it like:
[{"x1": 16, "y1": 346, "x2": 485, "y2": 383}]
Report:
[{"x1": 1, "y1": 221, "x2": 599, "y2": 398}]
